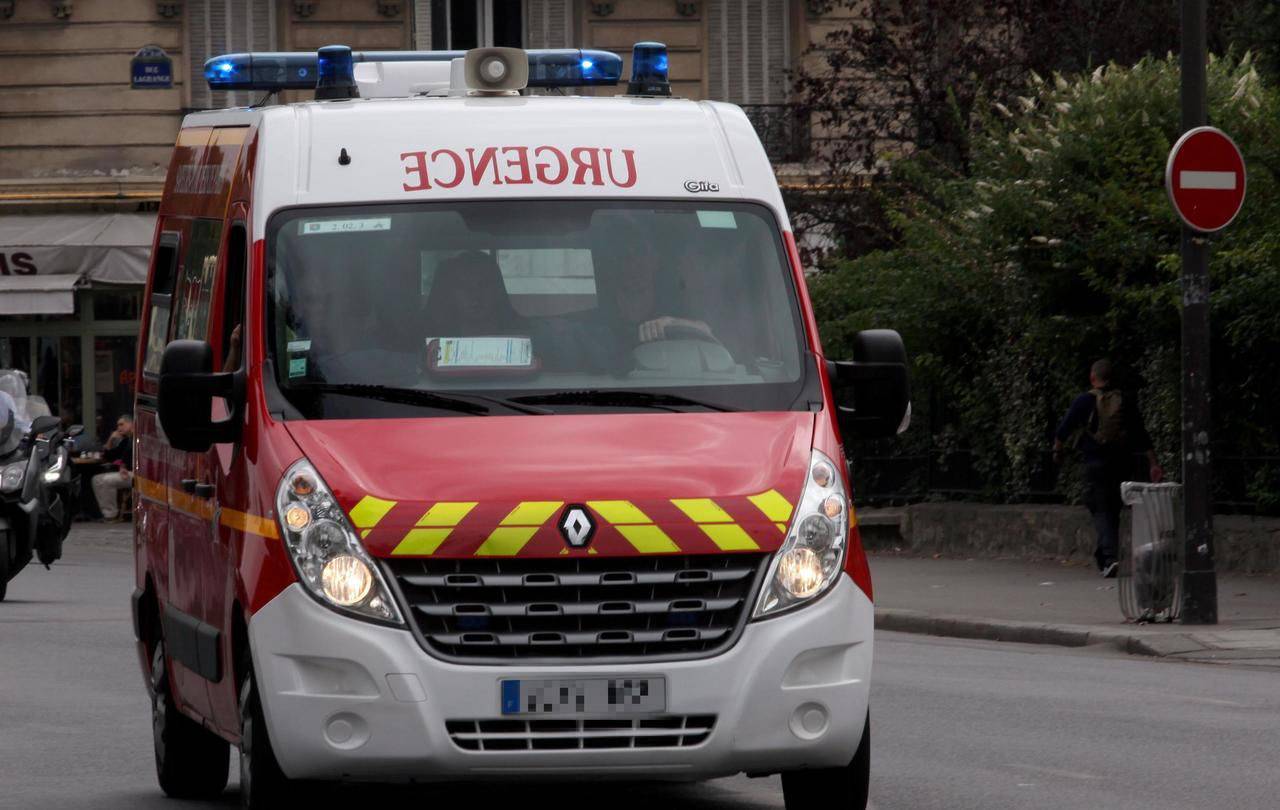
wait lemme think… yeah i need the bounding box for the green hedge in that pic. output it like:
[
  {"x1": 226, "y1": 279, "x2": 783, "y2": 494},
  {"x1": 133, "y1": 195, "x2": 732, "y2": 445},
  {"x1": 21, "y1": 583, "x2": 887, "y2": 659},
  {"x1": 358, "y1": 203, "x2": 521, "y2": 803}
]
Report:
[{"x1": 810, "y1": 55, "x2": 1280, "y2": 507}]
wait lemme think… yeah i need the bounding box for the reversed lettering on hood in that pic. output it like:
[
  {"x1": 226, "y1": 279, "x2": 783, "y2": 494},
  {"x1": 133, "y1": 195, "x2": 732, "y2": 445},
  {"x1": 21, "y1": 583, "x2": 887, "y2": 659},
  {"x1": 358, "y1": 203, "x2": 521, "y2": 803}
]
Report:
[{"x1": 400, "y1": 146, "x2": 638, "y2": 192}]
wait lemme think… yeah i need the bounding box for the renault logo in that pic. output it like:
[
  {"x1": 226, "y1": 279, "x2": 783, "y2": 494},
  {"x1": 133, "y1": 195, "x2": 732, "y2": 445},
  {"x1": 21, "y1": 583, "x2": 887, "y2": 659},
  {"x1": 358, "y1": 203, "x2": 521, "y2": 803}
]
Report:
[{"x1": 558, "y1": 505, "x2": 596, "y2": 549}]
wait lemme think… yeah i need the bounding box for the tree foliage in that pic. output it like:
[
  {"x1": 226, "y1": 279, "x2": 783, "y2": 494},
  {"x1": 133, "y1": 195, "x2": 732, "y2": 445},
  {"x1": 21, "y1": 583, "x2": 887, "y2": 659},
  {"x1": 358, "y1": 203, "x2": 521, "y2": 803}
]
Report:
[{"x1": 809, "y1": 56, "x2": 1280, "y2": 507}]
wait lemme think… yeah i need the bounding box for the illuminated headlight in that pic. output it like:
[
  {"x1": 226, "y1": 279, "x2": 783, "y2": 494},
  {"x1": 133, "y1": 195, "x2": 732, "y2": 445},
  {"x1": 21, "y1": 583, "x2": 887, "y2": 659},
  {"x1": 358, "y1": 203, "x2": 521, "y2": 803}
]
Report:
[
  {"x1": 753, "y1": 450, "x2": 849, "y2": 617},
  {"x1": 42, "y1": 447, "x2": 68, "y2": 484},
  {"x1": 275, "y1": 459, "x2": 403, "y2": 625},
  {"x1": 1, "y1": 462, "x2": 25, "y2": 493}
]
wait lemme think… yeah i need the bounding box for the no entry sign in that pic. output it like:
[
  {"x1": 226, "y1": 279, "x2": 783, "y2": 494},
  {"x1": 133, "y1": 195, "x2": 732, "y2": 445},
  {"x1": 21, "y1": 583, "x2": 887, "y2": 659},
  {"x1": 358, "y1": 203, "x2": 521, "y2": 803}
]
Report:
[{"x1": 1165, "y1": 126, "x2": 1247, "y2": 233}]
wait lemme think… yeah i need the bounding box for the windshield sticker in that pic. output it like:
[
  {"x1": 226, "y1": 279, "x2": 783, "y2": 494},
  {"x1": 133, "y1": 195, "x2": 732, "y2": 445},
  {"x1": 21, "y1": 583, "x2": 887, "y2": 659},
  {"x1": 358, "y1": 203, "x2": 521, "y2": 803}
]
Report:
[
  {"x1": 430, "y1": 337, "x2": 534, "y2": 367},
  {"x1": 288, "y1": 357, "x2": 307, "y2": 378},
  {"x1": 696, "y1": 211, "x2": 737, "y2": 229},
  {"x1": 299, "y1": 217, "x2": 391, "y2": 236},
  {"x1": 287, "y1": 339, "x2": 312, "y2": 352}
]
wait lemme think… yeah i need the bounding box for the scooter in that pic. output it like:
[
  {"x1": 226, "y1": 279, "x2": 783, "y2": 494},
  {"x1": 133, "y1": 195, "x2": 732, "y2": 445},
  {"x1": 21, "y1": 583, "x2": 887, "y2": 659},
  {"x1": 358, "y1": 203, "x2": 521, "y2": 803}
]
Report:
[{"x1": 0, "y1": 414, "x2": 82, "y2": 601}]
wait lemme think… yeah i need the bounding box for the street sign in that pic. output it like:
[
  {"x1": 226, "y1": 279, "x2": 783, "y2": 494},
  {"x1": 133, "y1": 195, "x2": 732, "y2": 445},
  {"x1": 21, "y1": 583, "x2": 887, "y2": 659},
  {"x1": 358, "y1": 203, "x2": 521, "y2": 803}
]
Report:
[
  {"x1": 131, "y1": 45, "x2": 173, "y2": 89},
  {"x1": 1165, "y1": 126, "x2": 1246, "y2": 233}
]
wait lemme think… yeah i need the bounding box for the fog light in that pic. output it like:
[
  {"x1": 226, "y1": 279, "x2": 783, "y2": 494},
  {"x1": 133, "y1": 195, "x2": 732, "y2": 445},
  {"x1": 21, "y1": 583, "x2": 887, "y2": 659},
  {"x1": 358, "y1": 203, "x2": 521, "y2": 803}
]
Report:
[
  {"x1": 321, "y1": 555, "x2": 373, "y2": 606},
  {"x1": 777, "y1": 547, "x2": 823, "y2": 599}
]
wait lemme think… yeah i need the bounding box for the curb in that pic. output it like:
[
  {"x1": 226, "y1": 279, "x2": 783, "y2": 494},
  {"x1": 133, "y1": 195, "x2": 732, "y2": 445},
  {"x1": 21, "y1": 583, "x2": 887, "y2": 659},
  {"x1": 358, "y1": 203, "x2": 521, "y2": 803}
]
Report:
[{"x1": 874, "y1": 608, "x2": 1176, "y2": 657}]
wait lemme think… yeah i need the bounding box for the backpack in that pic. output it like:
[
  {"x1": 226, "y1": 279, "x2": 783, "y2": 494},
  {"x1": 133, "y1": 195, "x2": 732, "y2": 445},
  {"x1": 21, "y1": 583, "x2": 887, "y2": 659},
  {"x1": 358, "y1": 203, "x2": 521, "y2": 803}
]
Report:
[{"x1": 1089, "y1": 388, "x2": 1126, "y2": 446}]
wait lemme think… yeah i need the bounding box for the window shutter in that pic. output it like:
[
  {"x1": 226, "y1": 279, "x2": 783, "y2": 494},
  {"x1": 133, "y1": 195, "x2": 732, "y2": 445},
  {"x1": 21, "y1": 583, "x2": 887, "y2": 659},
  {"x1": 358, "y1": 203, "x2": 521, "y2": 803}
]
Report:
[
  {"x1": 413, "y1": 0, "x2": 434, "y2": 48},
  {"x1": 524, "y1": 0, "x2": 572, "y2": 49},
  {"x1": 187, "y1": 0, "x2": 278, "y2": 110},
  {"x1": 706, "y1": 0, "x2": 789, "y2": 104}
]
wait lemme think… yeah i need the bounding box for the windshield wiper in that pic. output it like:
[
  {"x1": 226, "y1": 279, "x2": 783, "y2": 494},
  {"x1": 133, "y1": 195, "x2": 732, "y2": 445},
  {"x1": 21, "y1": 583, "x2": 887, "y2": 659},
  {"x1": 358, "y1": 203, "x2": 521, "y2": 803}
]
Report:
[
  {"x1": 510, "y1": 389, "x2": 738, "y2": 412},
  {"x1": 285, "y1": 383, "x2": 551, "y2": 416}
]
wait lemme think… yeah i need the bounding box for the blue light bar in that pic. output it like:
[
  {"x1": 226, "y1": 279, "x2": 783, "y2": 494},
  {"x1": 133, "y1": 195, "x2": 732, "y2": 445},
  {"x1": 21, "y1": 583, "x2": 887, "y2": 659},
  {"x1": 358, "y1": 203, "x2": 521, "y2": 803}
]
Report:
[
  {"x1": 204, "y1": 48, "x2": 622, "y2": 92},
  {"x1": 315, "y1": 45, "x2": 357, "y2": 100},
  {"x1": 627, "y1": 42, "x2": 670, "y2": 96}
]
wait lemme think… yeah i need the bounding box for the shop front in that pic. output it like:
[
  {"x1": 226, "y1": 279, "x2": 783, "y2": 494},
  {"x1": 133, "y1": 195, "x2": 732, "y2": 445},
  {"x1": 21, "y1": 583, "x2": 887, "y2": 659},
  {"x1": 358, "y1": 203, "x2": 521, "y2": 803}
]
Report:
[{"x1": 0, "y1": 213, "x2": 153, "y2": 446}]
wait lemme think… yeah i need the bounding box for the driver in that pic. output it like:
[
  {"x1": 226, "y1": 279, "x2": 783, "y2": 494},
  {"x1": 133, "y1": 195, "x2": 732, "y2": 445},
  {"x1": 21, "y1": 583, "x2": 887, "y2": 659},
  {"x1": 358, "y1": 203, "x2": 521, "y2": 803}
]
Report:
[{"x1": 610, "y1": 249, "x2": 717, "y2": 345}]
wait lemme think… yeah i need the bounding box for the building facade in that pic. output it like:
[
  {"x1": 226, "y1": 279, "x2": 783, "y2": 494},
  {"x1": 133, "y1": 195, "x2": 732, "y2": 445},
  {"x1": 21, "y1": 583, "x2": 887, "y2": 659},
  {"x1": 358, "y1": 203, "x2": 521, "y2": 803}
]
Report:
[{"x1": 0, "y1": 0, "x2": 846, "y2": 437}]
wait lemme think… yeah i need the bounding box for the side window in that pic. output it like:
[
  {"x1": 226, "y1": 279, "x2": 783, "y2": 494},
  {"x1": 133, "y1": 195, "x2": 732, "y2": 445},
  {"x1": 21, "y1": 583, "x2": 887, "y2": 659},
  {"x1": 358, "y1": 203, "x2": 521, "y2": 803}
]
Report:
[
  {"x1": 142, "y1": 231, "x2": 181, "y2": 376},
  {"x1": 171, "y1": 219, "x2": 224, "y2": 344},
  {"x1": 219, "y1": 223, "x2": 247, "y2": 372}
]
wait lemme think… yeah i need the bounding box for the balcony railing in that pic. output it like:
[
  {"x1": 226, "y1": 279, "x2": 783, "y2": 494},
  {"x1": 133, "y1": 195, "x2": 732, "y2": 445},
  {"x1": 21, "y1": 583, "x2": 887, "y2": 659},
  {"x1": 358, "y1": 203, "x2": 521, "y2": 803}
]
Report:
[{"x1": 741, "y1": 104, "x2": 810, "y2": 164}]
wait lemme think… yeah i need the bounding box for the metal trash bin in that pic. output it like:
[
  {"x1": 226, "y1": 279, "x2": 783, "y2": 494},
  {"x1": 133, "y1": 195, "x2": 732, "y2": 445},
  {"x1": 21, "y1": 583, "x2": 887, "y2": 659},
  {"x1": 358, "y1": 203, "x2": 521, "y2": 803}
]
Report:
[{"x1": 1119, "y1": 482, "x2": 1183, "y2": 622}]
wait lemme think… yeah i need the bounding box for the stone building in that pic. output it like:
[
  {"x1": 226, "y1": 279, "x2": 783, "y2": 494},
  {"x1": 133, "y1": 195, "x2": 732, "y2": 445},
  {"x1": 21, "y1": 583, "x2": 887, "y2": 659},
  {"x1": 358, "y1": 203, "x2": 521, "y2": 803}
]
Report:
[{"x1": 0, "y1": 0, "x2": 847, "y2": 435}]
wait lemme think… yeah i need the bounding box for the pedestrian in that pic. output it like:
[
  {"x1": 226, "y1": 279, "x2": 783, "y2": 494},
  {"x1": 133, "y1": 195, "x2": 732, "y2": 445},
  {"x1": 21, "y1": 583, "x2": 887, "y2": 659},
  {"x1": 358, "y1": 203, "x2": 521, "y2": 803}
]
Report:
[
  {"x1": 92, "y1": 414, "x2": 134, "y2": 521},
  {"x1": 1053, "y1": 359, "x2": 1163, "y2": 578}
]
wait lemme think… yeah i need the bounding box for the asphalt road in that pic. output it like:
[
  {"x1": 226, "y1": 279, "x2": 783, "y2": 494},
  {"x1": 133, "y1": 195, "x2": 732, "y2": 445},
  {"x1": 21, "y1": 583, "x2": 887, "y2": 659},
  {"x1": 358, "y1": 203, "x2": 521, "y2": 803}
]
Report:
[{"x1": 2, "y1": 531, "x2": 1278, "y2": 810}]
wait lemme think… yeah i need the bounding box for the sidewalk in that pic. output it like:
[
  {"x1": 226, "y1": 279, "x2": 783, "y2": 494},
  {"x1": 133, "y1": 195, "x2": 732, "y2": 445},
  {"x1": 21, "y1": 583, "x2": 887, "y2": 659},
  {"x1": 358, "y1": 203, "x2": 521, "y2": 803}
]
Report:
[{"x1": 870, "y1": 552, "x2": 1280, "y2": 668}]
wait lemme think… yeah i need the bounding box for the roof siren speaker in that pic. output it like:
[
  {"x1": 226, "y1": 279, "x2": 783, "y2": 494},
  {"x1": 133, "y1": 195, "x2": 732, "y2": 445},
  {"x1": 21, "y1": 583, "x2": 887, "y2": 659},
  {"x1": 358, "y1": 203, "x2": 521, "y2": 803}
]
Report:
[{"x1": 464, "y1": 47, "x2": 529, "y2": 94}]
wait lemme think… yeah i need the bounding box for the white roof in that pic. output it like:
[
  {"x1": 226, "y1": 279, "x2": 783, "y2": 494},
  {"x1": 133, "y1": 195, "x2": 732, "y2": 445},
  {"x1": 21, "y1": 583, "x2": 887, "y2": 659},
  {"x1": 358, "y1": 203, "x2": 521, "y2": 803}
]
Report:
[{"x1": 182, "y1": 95, "x2": 786, "y2": 233}]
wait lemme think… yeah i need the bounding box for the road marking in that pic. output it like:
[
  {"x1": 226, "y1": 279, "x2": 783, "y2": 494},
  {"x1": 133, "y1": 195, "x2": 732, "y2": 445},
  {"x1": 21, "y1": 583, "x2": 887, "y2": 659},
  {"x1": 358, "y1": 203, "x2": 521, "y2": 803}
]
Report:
[
  {"x1": 1180, "y1": 170, "x2": 1237, "y2": 190},
  {"x1": 1005, "y1": 763, "x2": 1102, "y2": 781}
]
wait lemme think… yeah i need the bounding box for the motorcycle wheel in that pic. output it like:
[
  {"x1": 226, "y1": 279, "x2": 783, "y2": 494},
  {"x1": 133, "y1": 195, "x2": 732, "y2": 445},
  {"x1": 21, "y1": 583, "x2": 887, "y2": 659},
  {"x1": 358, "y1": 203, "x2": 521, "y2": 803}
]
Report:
[{"x1": 0, "y1": 530, "x2": 10, "y2": 601}]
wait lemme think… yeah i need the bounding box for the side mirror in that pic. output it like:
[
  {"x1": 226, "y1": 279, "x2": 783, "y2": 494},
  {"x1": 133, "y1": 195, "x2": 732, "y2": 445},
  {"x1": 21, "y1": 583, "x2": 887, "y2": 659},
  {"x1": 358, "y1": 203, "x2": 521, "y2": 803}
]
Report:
[
  {"x1": 29, "y1": 415, "x2": 61, "y2": 437},
  {"x1": 828, "y1": 329, "x2": 911, "y2": 440},
  {"x1": 158, "y1": 340, "x2": 244, "y2": 453}
]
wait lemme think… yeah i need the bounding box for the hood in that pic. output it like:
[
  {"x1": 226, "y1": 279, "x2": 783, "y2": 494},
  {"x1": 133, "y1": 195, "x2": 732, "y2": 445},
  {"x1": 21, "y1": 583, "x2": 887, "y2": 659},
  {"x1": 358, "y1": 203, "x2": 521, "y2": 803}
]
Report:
[{"x1": 285, "y1": 412, "x2": 814, "y2": 559}]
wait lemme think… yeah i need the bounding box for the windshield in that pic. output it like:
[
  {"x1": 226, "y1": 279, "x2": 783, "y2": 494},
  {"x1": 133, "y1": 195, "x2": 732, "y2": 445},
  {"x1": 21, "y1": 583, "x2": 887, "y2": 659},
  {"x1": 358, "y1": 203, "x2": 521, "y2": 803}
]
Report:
[{"x1": 266, "y1": 201, "x2": 810, "y2": 418}]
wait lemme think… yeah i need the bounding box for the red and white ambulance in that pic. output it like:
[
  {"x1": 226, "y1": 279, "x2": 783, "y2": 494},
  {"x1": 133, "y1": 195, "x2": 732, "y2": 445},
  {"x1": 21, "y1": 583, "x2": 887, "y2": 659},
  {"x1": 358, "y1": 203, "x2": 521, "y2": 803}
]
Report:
[{"x1": 132, "y1": 43, "x2": 909, "y2": 810}]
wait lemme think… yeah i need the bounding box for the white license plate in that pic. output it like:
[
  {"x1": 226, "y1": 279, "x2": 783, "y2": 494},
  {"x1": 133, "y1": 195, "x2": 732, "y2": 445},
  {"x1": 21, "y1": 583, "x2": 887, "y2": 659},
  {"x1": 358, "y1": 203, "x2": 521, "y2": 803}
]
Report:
[{"x1": 500, "y1": 677, "x2": 667, "y2": 716}]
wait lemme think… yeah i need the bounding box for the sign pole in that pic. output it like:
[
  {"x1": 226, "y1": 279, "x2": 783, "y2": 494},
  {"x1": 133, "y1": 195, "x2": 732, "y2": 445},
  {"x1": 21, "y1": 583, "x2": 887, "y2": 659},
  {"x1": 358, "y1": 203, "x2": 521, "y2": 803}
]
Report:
[{"x1": 1179, "y1": 0, "x2": 1218, "y2": 624}]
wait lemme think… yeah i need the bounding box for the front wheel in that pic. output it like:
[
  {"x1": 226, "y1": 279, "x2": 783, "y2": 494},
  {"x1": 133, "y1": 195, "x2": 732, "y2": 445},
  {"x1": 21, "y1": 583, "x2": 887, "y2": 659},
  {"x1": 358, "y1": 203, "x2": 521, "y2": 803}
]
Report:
[
  {"x1": 781, "y1": 712, "x2": 870, "y2": 810},
  {"x1": 239, "y1": 661, "x2": 292, "y2": 810},
  {"x1": 150, "y1": 641, "x2": 230, "y2": 798}
]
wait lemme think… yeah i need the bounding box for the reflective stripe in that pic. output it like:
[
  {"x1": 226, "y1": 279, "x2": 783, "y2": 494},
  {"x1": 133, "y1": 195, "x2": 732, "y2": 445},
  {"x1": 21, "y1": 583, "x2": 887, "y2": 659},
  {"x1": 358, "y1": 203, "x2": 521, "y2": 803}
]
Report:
[
  {"x1": 500, "y1": 501, "x2": 563, "y2": 526},
  {"x1": 670, "y1": 498, "x2": 734, "y2": 524},
  {"x1": 416, "y1": 501, "x2": 477, "y2": 527},
  {"x1": 170, "y1": 490, "x2": 215, "y2": 520},
  {"x1": 476, "y1": 526, "x2": 540, "y2": 556},
  {"x1": 587, "y1": 499, "x2": 651, "y2": 525},
  {"x1": 748, "y1": 489, "x2": 793, "y2": 523},
  {"x1": 221, "y1": 508, "x2": 280, "y2": 539},
  {"x1": 390, "y1": 501, "x2": 479, "y2": 556},
  {"x1": 475, "y1": 500, "x2": 563, "y2": 556},
  {"x1": 393, "y1": 527, "x2": 453, "y2": 556},
  {"x1": 615, "y1": 524, "x2": 680, "y2": 553},
  {"x1": 697, "y1": 523, "x2": 759, "y2": 551},
  {"x1": 587, "y1": 499, "x2": 681, "y2": 553},
  {"x1": 349, "y1": 495, "x2": 397, "y2": 529},
  {"x1": 136, "y1": 476, "x2": 166, "y2": 503}
]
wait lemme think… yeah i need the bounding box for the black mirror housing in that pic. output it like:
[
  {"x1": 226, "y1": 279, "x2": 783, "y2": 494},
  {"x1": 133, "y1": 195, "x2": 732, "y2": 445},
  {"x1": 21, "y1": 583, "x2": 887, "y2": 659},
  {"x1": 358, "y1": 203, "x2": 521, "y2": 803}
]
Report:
[
  {"x1": 829, "y1": 329, "x2": 911, "y2": 441},
  {"x1": 158, "y1": 340, "x2": 244, "y2": 453},
  {"x1": 29, "y1": 415, "x2": 61, "y2": 437}
]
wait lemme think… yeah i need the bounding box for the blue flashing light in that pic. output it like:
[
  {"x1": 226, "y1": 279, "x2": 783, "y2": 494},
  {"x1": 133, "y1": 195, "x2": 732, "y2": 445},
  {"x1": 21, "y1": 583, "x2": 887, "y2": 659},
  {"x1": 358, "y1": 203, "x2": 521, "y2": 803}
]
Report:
[
  {"x1": 315, "y1": 44, "x2": 358, "y2": 100},
  {"x1": 203, "y1": 48, "x2": 623, "y2": 93},
  {"x1": 628, "y1": 41, "x2": 671, "y2": 96}
]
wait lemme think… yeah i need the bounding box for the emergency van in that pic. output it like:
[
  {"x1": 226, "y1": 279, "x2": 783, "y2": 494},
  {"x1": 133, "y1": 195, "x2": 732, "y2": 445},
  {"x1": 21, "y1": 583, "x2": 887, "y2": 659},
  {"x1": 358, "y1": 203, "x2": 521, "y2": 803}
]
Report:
[{"x1": 132, "y1": 43, "x2": 909, "y2": 810}]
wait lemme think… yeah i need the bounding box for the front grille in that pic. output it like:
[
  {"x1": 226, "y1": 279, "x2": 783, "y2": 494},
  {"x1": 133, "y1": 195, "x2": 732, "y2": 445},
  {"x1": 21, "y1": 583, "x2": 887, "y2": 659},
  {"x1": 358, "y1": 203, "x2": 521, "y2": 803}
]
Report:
[
  {"x1": 385, "y1": 553, "x2": 768, "y2": 661},
  {"x1": 446, "y1": 715, "x2": 717, "y2": 751}
]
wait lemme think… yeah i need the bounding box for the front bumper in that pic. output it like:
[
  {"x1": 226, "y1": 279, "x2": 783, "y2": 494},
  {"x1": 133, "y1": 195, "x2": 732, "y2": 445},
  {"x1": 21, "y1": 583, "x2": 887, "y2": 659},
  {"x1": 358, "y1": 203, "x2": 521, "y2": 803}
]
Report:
[{"x1": 248, "y1": 576, "x2": 873, "y2": 782}]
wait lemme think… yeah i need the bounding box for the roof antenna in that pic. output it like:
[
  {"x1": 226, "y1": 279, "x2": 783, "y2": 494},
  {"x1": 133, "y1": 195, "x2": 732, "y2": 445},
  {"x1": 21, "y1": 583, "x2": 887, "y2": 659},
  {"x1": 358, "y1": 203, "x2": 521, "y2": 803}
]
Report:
[{"x1": 338, "y1": 148, "x2": 351, "y2": 166}]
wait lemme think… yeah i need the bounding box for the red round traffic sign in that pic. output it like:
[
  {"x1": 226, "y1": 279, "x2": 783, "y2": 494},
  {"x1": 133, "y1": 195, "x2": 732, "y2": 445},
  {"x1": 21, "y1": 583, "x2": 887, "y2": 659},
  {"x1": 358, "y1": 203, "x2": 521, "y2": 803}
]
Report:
[{"x1": 1166, "y1": 126, "x2": 1247, "y2": 233}]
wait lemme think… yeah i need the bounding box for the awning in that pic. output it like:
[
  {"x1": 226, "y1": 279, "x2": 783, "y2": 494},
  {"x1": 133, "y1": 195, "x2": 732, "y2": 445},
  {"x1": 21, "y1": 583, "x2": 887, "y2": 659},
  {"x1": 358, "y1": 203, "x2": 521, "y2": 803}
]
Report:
[
  {"x1": 0, "y1": 274, "x2": 80, "y2": 315},
  {"x1": 0, "y1": 212, "x2": 156, "y2": 286}
]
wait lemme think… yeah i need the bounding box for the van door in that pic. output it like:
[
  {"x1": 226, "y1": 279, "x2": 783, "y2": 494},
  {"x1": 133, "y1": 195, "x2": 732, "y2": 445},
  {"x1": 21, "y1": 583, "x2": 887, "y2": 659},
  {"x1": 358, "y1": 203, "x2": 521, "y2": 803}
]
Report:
[
  {"x1": 164, "y1": 217, "x2": 224, "y2": 718},
  {"x1": 203, "y1": 214, "x2": 249, "y2": 736}
]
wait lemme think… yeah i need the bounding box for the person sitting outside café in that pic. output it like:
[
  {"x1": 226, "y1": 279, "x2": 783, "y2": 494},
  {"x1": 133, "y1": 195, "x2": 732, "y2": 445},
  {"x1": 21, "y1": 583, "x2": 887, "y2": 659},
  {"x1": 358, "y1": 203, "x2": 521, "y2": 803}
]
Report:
[{"x1": 92, "y1": 414, "x2": 134, "y2": 522}]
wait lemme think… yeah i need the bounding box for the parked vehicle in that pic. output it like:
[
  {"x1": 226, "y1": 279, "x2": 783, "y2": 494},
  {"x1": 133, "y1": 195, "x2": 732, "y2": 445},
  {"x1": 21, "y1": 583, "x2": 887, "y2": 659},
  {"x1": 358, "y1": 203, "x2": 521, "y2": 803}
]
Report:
[{"x1": 133, "y1": 44, "x2": 910, "y2": 810}]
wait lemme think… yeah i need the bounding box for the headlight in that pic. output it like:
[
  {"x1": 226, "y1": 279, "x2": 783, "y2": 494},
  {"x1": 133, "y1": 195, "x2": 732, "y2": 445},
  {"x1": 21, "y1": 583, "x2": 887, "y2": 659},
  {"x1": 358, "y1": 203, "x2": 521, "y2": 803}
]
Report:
[
  {"x1": 276, "y1": 459, "x2": 404, "y2": 625},
  {"x1": 43, "y1": 447, "x2": 68, "y2": 484},
  {"x1": 1, "y1": 462, "x2": 24, "y2": 493},
  {"x1": 753, "y1": 449, "x2": 849, "y2": 618}
]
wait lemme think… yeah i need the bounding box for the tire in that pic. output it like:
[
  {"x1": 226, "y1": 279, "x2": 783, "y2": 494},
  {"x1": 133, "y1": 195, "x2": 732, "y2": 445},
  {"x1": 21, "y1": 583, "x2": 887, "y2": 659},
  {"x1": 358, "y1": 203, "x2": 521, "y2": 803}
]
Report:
[
  {"x1": 150, "y1": 641, "x2": 230, "y2": 798},
  {"x1": 239, "y1": 660, "x2": 291, "y2": 810},
  {"x1": 781, "y1": 713, "x2": 870, "y2": 810},
  {"x1": 0, "y1": 531, "x2": 10, "y2": 602}
]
